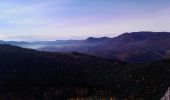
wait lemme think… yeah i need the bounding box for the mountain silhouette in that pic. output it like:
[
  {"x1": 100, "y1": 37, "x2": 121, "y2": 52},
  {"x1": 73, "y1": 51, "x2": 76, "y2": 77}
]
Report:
[{"x1": 37, "y1": 32, "x2": 170, "y2": 63}]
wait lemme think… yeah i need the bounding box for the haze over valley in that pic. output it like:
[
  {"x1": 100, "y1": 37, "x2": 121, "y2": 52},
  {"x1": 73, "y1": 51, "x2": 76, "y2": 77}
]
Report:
[{"x1": 2, "y1": 31, "x2": 170, "y2": 63}]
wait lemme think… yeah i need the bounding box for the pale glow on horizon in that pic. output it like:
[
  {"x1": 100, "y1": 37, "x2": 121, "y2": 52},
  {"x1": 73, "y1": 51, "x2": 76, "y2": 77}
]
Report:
[{"x1": 0, "y1": 0, "x2": 170, "y2": 41}]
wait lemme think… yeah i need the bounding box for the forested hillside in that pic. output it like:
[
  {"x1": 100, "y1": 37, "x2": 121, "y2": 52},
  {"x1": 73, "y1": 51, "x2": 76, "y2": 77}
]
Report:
[{"x1": 0, "y1": 44, "x2": 169, "y2": 100}]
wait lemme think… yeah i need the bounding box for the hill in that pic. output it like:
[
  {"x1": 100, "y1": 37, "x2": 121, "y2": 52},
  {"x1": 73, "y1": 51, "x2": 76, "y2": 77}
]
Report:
[
  {"x1": 2, "y1": 32, "x2": 170, "y2": 63},
  {"x1": 0, "y1": 44, "x2": 125, "y2": 99},
  {"x1": 0, "y1": 45, "x2": 169, "y2": 99},
  {"x1": 38, "y1": 32, "x2": 170, "y2": 63}
]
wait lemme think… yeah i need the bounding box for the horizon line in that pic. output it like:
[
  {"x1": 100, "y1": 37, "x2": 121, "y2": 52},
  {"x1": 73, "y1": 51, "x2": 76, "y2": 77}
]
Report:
[{"x1": 0, "y1": 31, "x2": 169, "y2": 42}]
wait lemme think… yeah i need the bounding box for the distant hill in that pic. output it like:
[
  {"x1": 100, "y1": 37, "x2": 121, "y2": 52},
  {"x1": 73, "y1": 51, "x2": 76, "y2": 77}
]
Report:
[
  {"x1": 0, "y1": 44, "x2": 169, "y2": 99},
  {"x1": 1, "y1": 32, "x2": 170, "y2": 63},
  {"x1": 38, "y1": 32, "x2": 170, "y2": 63}
]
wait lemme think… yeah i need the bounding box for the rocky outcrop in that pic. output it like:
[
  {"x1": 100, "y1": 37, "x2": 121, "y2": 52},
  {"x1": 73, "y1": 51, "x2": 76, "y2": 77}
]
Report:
[{"x1": 161, "y1": 87, "x2": 170, "y2": 100}]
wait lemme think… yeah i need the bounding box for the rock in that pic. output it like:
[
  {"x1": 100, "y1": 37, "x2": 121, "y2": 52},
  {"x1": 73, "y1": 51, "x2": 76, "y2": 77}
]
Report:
[{"x1": 161, "y1": 87, "x2": 170, "y2": 100}]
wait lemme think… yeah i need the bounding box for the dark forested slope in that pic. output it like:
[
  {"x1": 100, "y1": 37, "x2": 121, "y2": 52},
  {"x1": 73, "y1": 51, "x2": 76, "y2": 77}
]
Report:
[
  {"x1": 0, "y1": 44, "x2": 124, "y2": 86},
  {"x1": 0, "y1": 44, "x2": 169, "y2": 100}
]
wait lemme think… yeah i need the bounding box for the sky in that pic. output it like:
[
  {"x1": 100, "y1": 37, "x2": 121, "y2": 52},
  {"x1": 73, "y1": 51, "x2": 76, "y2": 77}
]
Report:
[{"x1": 0, "y1": 0, "x2": 170, "y2": 41}]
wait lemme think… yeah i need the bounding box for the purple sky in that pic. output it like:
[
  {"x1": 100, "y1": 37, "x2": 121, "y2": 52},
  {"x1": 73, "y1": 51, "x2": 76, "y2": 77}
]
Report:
[{"x1": 0, "y1": 0, "x2": 170, "y2": 41}]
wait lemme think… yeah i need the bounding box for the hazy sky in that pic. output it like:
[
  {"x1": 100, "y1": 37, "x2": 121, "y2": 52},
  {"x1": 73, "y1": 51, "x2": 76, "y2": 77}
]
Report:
[{"x1": 0, "y1": 0, "x2": 170, "y2": 41}]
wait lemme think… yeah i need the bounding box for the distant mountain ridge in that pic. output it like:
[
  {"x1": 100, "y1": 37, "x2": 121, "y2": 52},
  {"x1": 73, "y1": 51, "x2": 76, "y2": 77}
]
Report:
[
  {"x1": 1, "y1": 31, "x2": 170, "y2": 63},
  {"x1": 37, "y1": 32, "x2": 170, "y2": 63}
]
